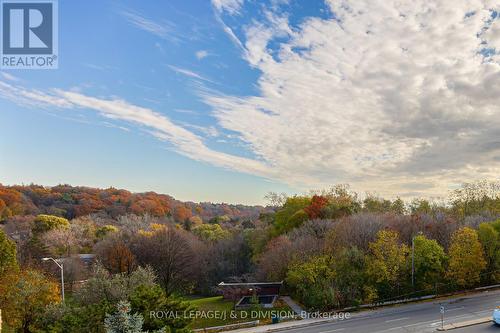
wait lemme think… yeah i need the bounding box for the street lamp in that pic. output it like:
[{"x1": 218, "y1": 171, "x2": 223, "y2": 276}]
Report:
[
  {"x1": 411, "y1": 232, "x2": 423, "y2": 289},
  {"x1": 42, "y1": 257, "x2": 64, "y2": 302}
]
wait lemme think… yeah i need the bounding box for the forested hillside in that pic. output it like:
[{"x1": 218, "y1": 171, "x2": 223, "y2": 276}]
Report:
[
  {"x1": 0, "y1": 184, "x2": 271, "y2": 223},
  {"x1": 1, "y1": 181, "x2": 500, "y2": 332}
]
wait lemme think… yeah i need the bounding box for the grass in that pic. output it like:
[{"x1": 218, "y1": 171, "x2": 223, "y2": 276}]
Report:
[{"x1": 186, "y1": 296, "x2": 295, "y2": 329}]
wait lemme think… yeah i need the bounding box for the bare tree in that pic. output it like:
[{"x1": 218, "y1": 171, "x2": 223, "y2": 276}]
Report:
[{"x1": 130, "y1": 227, "x2": 198, "y2": 294}]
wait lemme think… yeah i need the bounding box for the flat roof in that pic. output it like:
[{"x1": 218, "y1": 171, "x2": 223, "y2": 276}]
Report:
[{"x1": 218, "y1": 281, "x2": 283, "y2": 287}]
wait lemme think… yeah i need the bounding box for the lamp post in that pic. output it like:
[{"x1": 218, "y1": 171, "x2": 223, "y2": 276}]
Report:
[
  {"x1": 411, "y1": 232, "x2": 423, "y2": 289},
  {"x1": 42, "y1": 257, "x2": 64, "y2": 302}
]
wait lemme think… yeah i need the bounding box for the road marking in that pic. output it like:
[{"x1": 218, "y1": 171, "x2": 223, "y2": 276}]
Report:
[
  {"x1": 446, "y1": 306, "x2": 464, "y2": 312},
  {"x1": 385, "y1": 317, "x2": 409, "y2": 323},
  {"x1": 370, "y1": 326, "x2": 409, "y2": 333},
  {"x1": 319, "y1": 329, "x2": 345, "y2": 333}
]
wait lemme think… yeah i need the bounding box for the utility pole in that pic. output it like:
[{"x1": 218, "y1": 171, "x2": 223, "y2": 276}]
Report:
[
  {"x1": 42, "y1": 257, "x2": 65, "y2": 302},
  {"x1": 440, "y1": 305, "x2": 445, "y2": 330},
  {"x1": 411, "y1": 231, "x2": 423, "y2": 289},
  {"x1": 411, "y1": 237, "x2": 415, "y2": 288}
]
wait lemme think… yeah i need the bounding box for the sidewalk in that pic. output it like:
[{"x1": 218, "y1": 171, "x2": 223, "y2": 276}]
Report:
[
  {"x1": 281, "y1": 296, "x2": 306, "y2": 317},
  {"x1": 218, "y1": 316, "x2": 343, "y2": 333},
  {"x1": 437, "y1": 317, "x2": 492, "y2": 331}
]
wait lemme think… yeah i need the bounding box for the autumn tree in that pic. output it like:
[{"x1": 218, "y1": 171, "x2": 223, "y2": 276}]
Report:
[
  {"x1": 0, "y1": 228, "x2": 18, "y2": 276},
  {"x1": 447, "y1": 227, "x2": 486, "y2": 288},
  {"x1": 173, "y1": 205, "x2": 192, "y2": 223},
  {"x1": 192, "y1": 223, "x2": 230, "y2": 242},
  {"x1": 96, "y1": 225, "x2": 119, "y2": 239},
  {"x1": 41, "y1": 227, "x2": 77, "y2": 257},
  {"x1": 0, "y1": 269, "x2": 60, "y2": 332},
  {"x1": 320, "y1": 185, "x2": 361, "y2": 218},
  {"x1": 95, "y1": 237, "x2": 137, "y2": 275},
  {"x1": 256, "y1": 236, "x2": 294, "y2": 281},
  {"x1": 304, "y1": 195, "x2": 329, "y2": 219},
  {"x1": 0, "y1": 186, "x2": 24, "y2": 219},
  {"x1": 327, "y1": 213, "x2": 384, "y2": 252},
  {"x1": 366, "y1": 230, "x2": 409, "y2": 299},
  {"x1": 33, "y1": 214, "x2": 70, "y2": 233}
]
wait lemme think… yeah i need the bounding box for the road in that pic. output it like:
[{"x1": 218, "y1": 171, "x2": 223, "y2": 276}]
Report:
[{"x1": 279, "y1": 290, "x2": 500, "y2": 333}]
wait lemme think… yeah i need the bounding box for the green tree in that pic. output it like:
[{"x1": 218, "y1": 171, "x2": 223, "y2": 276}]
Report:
[
  {"x1": 104, "y1": 301, "x2": 148, "y2": 333},
  {"x1": 477, "y1": 223, "x2": 500, "y2": 283},
  {"x1": 447, "y1": 227, "x2": 486, "y2": 288},
  {"x1": 129, "y1": 285, "x2": 193, "y2": 332},
  {"x1": 286, "y1": 255, "x2": 336, "y2": 310},
  {"x1": 490, "y1": 219, "x2": 500, "y2": 234},
  {"x1": 366, "y1": 230, "x2": 409, "y2": 299},
  {"x1": 409, "y1": 199, "x2": 433, "y2": 215},
  {"x1": 33, "y1": 214, "x2": 70, "y2": 233},
  {"x1": 412, "y1": 235, "x2": 446, "y2": 289},
  {"x1": 192, "y1": 224, "x2": 230, "y2": 242},
  {"x1": 451, "y1": 181, "x2": 500, "y2": 218},
  {"x1": 363, "y1": 195, "x2": 392, "y2": 213},
  {"x1": 391, "y1": 198, "x2": 406, "y2": 215},
  {"x1": 272, "y1": 196, "x2": 311, "y2": 236},
  {"x1": 35, "y1": 265, "x2": 169, "y2": 333},
  {"x1": 332, "y1": 246, "x2": 368, "y2": 307},
  {"x1": 0, "y1": 228, "x2": 18, "y2": 276},
  {"x1": 96, "y1": 225, "x2": 119, "y2": 239}
]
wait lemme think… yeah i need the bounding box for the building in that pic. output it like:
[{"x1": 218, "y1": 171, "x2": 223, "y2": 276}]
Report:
[{"x1": 218, "y1": 281, "x2": 283, "y2": 308}]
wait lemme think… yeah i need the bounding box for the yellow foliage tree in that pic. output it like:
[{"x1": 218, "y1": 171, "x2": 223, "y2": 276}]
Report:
[
  {"x1": 367, "y1": 230, "x2": 409, "y2": 298},
  {"x1": 447, "y1": 227, "x2": 486, "y2": 288},
  {"x1": 0, "y1": 269, "x2": 60, "y2": 331}
]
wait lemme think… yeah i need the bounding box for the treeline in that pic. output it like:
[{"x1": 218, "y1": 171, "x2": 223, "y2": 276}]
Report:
[
  {"x1": 257, "y1": 182, "x2": 500, "y2": 309},
  {"x1": 0, "y1": 184, "x2": 270, "y2": 222},
  {"x1": 1, "y1": 180, "x2": 500, "y2": 332}
]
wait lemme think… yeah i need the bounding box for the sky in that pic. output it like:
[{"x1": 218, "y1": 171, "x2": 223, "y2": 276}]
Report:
[{"x1": 0, "y1": 0, "x2": 499, "y2": 205}]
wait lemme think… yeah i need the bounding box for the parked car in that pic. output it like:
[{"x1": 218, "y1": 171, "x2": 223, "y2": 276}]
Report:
[{"x1": 493, "y1": 307, "x2": 500, "y2": 325}]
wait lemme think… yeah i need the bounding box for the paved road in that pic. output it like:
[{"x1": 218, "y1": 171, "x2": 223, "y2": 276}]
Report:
[{"x1": 279, "y1": 290, "x2": 500, "y2": 333}]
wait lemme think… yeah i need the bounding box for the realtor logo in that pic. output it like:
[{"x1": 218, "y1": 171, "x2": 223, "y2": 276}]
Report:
[{"x1": 1, "y1": 0, "x2": 58, "y2": 69}]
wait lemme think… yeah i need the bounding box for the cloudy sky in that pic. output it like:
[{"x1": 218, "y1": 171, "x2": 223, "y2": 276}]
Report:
[{"x1": 1, "y1": 0, "x2": 499, "y2": 204}]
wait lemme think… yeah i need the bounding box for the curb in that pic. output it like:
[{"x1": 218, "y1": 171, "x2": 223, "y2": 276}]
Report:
[
  {"x1": 221, "y1": 318, "x2": 347, "y2": 333},
  {"x1": 436, "y1": 317, "x2": 491, "y2": 331}
]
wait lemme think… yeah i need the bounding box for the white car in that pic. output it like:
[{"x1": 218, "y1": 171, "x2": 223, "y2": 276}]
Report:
[{"x1": 493, "y1": 307, "x2": 500, "y2": 325}]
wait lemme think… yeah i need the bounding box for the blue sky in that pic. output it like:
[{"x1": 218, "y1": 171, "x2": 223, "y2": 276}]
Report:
[
  {"x1": 1, "y1": 0, "x2": 499, "y2": 204},
  {"x1": 0, "y1": 0, "x2": 298, "y2": 204}
]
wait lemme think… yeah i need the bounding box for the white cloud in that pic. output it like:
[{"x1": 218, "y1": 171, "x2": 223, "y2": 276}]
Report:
[
  {"x1": 202, "y1": 0, "x2": 500, "y2": 197},
  {"x1": 0, "y1": 72, "x2": 20, "y2": 82},
  {"x1": 0, "y1": 80, "x2": 273, "y2": 181},
  {"x1": 3, "y1": 1, "x2": 500, "y2": 200},
  {"x1": 121, "y1": 10, "x2": 178, "y2": 42},
  {"x1": 167, "y1": 65, "x2": 213, "y2": 82},
  {"x1": 211, "y1": 0, "x2": 244, "y2": 15},
  {"x1": 196, "y1": 50, "x2": 209, "y2": 60},
  {"x1": 213, "y1": 13, "x2": 246, "y2": 52}
]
